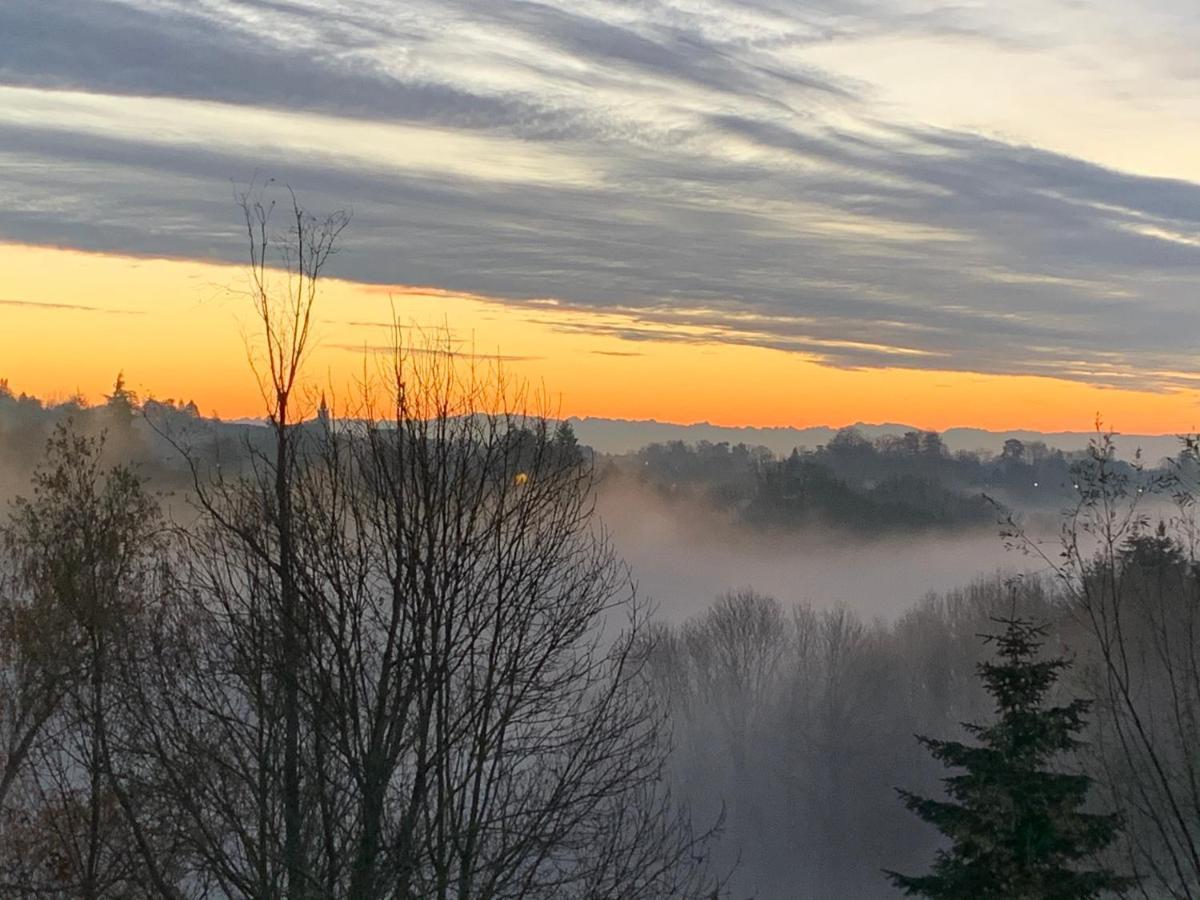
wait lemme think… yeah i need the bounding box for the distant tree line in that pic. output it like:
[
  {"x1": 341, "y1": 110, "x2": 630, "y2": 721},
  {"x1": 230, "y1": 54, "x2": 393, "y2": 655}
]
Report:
[
  {"x1": 0, "y1": 388, "x2": 1163, "y2": 536},
  {"x1": 0, "y1": 374, "x2": 274, "y2": 496},
  {"x1": 611, "y1": 427, "x2": 1160, "y2": 533}
]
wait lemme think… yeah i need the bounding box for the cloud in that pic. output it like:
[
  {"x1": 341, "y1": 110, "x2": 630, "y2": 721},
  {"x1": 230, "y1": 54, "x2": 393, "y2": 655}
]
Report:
[
  {"x1": 0, "y1": 0, "x2": 537, "y2": 130},
  {"x1": 0, "y1": 297, "x2": 145, "y2": 315},
  {"x1": 1, "y1": 0, "x2": 1199, "y2": 390},
  {"x1": 328, "y1": 343, "x2": 544, "y2": 363}
]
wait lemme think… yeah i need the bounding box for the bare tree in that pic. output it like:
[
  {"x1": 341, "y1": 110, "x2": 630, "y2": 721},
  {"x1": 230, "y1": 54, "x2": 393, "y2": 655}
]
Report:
[
  {"x1": 116, "y1": 190, "x2": 718, "y2": 899},
  {"x1": 0, "y1": 190, "x2": 716, "y2": 898},
  {"x1": 132, "y1": 331, "x2": 720, "y2": 898},
  {"x1": 0, "y1": 427, "x2": 175, "y2": 897},
  {"x1": 240, "y1": 184, "x2": 350, "y2": 900},
  {"x1": 1009, "y1": 429, "x2": 1199, "y2": 897}
]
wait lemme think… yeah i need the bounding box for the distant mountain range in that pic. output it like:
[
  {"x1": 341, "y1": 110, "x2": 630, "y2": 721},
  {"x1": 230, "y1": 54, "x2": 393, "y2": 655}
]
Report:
[{"x1": 566, "y1": 417, "x2": 1187, "y2": 463}]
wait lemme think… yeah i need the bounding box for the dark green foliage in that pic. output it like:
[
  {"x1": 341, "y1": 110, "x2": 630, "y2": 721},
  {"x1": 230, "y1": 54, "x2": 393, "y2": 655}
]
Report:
[
  {"x1": 621, "y1": 426, "x2": 1137, "y2": 533},
  {"x1": 886, "y1": 617, "x2": 1130, "y2": 899},
  {"x1": 738, "y1": 450, "x2": 995, "y2": 532},
  {"x1": 103, "y1": 371, "x2": 138, "y2": 429},
  {"x1": 552, "y1": 419, "x2": 586, "y2": 468}
]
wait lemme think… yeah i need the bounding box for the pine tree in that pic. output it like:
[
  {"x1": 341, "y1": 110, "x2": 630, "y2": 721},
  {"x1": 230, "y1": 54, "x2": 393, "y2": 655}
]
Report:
[
  {"x1": 885, "y1": 616, "x2": 1131, "y2": 899},
  {"x1": 103, "y1": 370, "x2": 138, "y2": 427},
  {"x1": 552, "y1": 419, "x2": 584, "y2": 467}
]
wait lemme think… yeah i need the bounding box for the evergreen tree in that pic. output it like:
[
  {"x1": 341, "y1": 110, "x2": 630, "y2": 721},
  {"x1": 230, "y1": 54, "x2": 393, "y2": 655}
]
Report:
[
  {"x1": 885, "y1": 616, "x2": 1130, "y2": 899},
  {"x1": 103, "y1": 370, "x2": 139, "y2": 427},
  {"x1": 552, "y1": 419, "x2": 584, "y2": 467}
]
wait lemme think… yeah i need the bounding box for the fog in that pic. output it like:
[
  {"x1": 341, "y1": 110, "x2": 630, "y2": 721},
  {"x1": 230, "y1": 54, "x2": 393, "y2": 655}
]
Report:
[
  {"x1": 593, "y1": 477, "x2": 1177, "y2": 898},
  {"x1": 596, "y1": 480, "x2": 1053, "y2": 622}
]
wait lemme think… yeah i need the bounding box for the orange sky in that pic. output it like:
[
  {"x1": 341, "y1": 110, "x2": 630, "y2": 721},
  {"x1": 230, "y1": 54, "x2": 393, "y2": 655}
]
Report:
[{"x1": 3, "y1": 241, "x2": 1198, "y2": 435}]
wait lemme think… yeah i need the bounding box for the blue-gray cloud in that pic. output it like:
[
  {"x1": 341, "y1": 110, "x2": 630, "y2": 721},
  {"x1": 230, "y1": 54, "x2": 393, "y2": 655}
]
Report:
[{"x1": 1, "y1": 0, "x2": 1199, "y2": 390}]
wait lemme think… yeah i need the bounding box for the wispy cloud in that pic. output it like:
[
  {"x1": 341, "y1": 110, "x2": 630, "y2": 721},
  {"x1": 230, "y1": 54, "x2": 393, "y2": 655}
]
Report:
[
  {"x1": 0, "y1": 297, "x2": 144, "y2": 315},
  {"x1": 328, "y1": 343, "x2": 543, "y2": 363}
]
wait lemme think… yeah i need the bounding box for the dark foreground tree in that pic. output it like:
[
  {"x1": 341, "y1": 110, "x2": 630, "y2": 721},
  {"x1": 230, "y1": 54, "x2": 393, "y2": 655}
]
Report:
[
  {"x1": 122, "y1": 187, "x2": 722, "y2": 899},
  {"x1": 0, "y1": 427, "x2": 177, "y2": 897},
  {"x1": 885, "y1": 616, "x2": 1130, "y2": 899}
]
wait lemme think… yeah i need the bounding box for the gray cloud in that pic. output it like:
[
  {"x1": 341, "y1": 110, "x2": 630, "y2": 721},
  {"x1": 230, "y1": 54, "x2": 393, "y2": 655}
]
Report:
[
  {"x1": 0, "y1": 0, "x2": 554, "y2": 131},
  {"x1": 1, "y1": 0, "x2": 1199, "y2": 390}
]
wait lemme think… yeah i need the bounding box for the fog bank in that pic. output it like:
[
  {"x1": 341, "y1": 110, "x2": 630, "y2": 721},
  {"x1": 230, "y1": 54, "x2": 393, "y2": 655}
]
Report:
[{"x1": 597, "y1": 482, "x2": 1058, "y2": 622}]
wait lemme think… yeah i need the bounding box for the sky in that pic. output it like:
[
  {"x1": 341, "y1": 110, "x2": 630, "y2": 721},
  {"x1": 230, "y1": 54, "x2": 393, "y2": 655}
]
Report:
[{"x1": 2, "y1": 0, "x2": 1200, "y2": 431}]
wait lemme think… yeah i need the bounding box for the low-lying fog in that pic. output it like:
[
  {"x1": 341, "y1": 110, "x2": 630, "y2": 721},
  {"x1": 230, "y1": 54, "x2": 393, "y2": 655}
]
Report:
[
  {"x1": 593, "y1": 484, "x2": 1183, "y2": 898},
  {"x1": 597, "y1": 483, "x2": 1063, "y2": 622}
]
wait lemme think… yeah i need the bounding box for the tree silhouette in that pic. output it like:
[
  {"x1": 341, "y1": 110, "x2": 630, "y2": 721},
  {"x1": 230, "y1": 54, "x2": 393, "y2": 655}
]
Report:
[
  {"x1": 103, "y1": 371, "x2": 138, "y2": 429},
  {"x1": 886, "y1": 616, "x2": 1130, "y2": 899}
]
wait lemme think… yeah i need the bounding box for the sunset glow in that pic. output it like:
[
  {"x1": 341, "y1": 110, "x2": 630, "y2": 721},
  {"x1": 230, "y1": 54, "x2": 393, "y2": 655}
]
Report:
[
  {"x1": 4, "y1": 1, "x2": 1200, "y2": 435},
  {"x1": 4, "y1": 242, "x2": 1198, "y2": 435}
]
